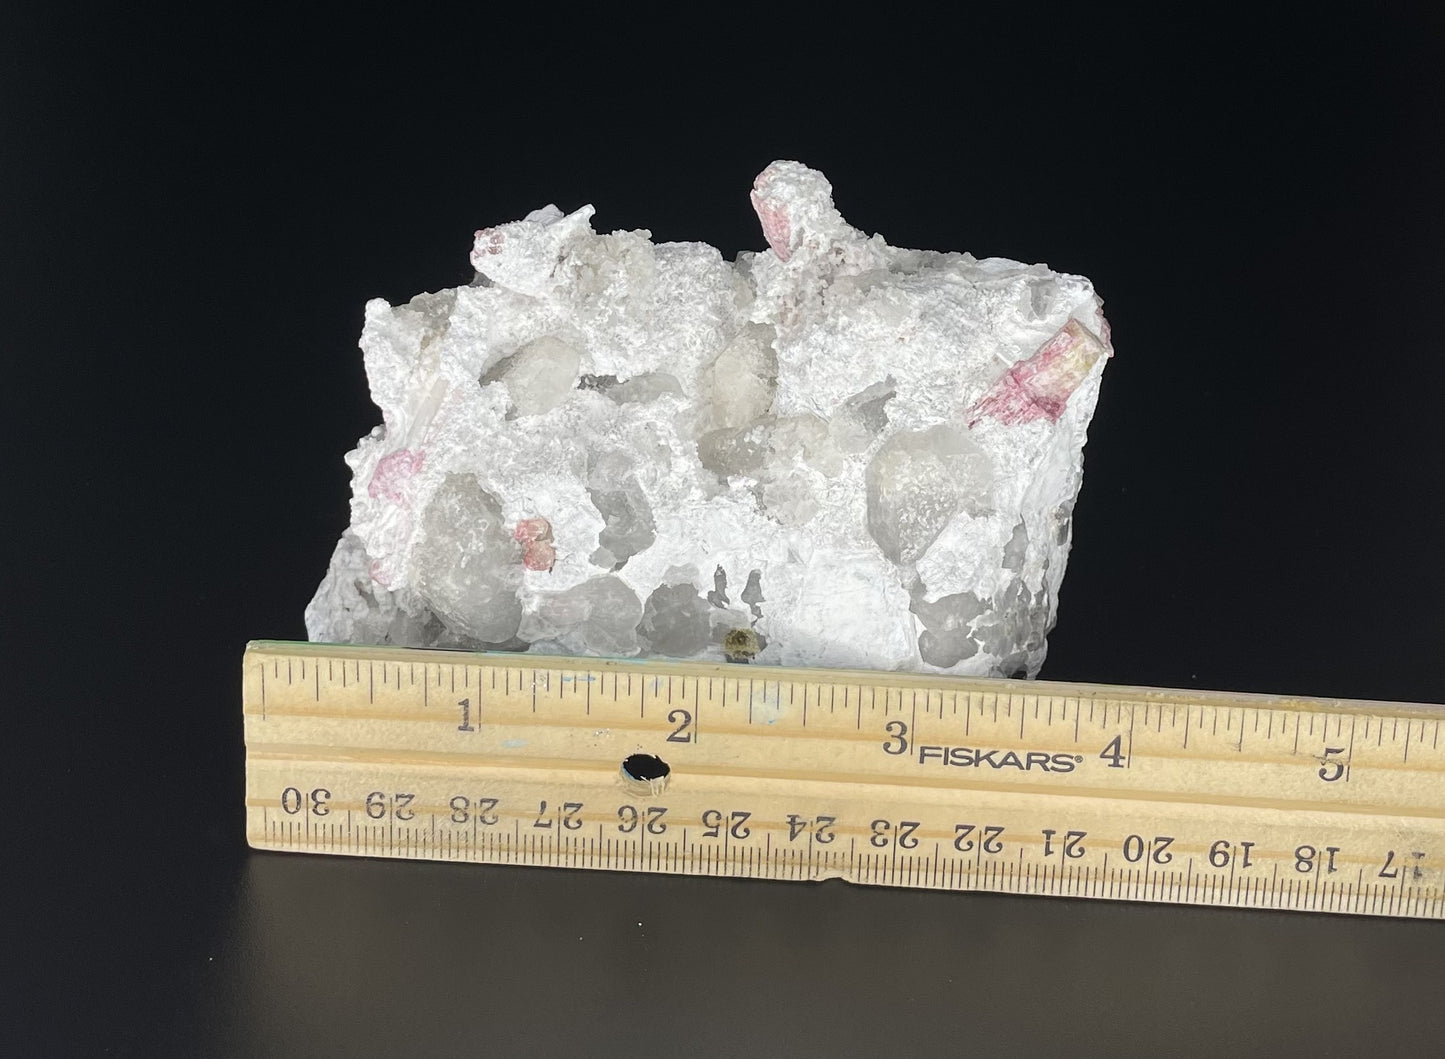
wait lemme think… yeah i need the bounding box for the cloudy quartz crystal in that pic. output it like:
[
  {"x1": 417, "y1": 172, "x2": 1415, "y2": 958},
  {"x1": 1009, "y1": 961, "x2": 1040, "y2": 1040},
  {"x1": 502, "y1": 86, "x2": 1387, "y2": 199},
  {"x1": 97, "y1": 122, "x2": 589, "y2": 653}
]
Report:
[{"x1": 306, "y1": 162, "x2": 1112, "y2": 677}]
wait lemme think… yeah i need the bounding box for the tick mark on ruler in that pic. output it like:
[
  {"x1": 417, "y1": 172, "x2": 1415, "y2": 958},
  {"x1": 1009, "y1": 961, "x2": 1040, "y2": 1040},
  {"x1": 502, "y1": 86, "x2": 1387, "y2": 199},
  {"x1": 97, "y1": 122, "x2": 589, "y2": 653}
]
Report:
[{"x1": 1345, "y1": 715, "x2": 1357, "y2": 781}]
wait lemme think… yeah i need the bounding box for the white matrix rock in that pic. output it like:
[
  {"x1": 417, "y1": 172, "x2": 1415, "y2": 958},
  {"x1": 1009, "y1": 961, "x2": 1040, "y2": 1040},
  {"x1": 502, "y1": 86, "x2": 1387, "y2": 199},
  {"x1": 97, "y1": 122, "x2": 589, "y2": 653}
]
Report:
[{"x1": 306, "y1": 161, "x2": 1113, "y2": 677}]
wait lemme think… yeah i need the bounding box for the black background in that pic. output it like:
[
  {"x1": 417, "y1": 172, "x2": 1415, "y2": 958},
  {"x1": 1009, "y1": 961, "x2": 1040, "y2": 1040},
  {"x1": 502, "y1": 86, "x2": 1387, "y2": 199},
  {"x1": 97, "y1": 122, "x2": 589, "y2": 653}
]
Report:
[{"x1": 7, "y1": 6, "x2": 1445, "y2": 1055}]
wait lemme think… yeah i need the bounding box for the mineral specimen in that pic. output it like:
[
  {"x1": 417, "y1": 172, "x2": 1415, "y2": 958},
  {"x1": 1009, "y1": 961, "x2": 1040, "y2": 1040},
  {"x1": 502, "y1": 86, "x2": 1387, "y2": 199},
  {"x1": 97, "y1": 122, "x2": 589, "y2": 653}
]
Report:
[{"x1": 306, "y1": 161, "x2": 1112, "y2": 677}]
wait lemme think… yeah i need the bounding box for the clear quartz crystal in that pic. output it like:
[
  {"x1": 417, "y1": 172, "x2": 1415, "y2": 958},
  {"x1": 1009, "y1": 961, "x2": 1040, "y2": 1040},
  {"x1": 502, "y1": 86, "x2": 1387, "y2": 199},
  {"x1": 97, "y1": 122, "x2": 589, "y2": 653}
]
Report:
[
  {"x1": 586, "y1": 451, "x2": 655, "y2": 571},
  {"x1": 411, "y1": 474, "x2": 522, "y2": 644},
  {"x1": 306, "y1": 161, "x2": 1112, "y2": 677},
  {"x1": 865, "y1": 426, "x2": 995, "y2": 565}
]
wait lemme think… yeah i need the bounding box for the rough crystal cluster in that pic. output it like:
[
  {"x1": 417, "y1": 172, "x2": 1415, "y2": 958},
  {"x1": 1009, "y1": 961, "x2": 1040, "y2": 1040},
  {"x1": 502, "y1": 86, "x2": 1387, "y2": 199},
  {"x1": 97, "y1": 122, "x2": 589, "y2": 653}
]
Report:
[{"x1": 306, "y1": 161, "x2": 1112, "y2": 677}]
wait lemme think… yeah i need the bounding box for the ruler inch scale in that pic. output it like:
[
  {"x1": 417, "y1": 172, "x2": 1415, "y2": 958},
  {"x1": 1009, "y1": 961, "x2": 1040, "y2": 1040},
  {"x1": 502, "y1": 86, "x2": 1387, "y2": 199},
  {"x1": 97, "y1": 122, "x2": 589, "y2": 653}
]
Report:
[{"x1": 243, "y1": 640, "x2": 1445, "y2": 920}]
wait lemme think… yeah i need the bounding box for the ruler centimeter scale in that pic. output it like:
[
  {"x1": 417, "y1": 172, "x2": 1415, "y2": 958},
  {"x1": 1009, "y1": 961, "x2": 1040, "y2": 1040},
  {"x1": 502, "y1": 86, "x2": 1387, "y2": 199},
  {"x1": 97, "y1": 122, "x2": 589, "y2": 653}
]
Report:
[{"x1": 243, "y1": 641, "x2": 1445, "y2": 919}]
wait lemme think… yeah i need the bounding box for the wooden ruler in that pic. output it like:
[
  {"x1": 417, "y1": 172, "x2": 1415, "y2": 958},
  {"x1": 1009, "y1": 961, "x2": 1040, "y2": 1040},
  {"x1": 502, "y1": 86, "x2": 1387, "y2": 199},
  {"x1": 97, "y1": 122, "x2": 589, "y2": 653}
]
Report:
[{"x1": 243, "y1": 640, "x2": 1445, "y2": 919}]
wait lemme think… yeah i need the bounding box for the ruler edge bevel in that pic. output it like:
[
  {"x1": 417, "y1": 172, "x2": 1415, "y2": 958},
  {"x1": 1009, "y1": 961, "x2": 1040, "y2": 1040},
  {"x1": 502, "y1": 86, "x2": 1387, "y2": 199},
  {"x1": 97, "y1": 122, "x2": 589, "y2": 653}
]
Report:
[{"x1": 244, "y1": 639, "x2": 1445, "y2": 721}]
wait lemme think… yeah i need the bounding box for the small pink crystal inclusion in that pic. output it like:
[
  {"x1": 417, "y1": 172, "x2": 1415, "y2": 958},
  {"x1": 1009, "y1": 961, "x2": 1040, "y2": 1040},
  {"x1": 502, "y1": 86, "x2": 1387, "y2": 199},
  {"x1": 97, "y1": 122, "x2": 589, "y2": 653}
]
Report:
[
  {"x1": 514, "y1": 516, "x2": 556, "y2": 572},
  {"x1": 469, "y1": 228, "x2": 505, "y2": 269},
  {"x1": 749, "y1": 170, "x2": 793, "y2": 262},
  {"x1": 368, "y1": 448, "x2": 425, "y2": 503}
]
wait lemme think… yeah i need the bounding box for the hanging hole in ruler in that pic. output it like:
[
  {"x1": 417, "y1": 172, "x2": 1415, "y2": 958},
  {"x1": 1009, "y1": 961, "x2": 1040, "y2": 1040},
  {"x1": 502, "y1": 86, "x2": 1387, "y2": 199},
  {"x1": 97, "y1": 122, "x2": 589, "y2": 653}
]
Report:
[{"x1": 620, "y1": 753, "x2": 670, "y2": 796}]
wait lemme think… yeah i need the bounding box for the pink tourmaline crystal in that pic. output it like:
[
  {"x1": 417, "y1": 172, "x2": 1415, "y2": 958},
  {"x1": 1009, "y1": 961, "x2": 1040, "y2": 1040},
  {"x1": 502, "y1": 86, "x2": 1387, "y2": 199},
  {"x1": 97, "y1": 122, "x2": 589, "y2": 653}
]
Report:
[
  {"x1": 967, "y1": 320, "x2": 1110, "y2": 428},
  {"x1": 513, "y1": 517, "x2": 553, "y2": 544}
]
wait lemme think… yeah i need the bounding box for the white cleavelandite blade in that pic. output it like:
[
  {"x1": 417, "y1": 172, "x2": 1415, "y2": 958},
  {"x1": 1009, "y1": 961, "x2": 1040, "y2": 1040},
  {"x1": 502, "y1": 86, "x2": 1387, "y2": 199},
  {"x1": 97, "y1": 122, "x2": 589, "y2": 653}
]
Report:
[{"x1": 306, "y1": 161, "x2": 1113, "y2": 677}]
